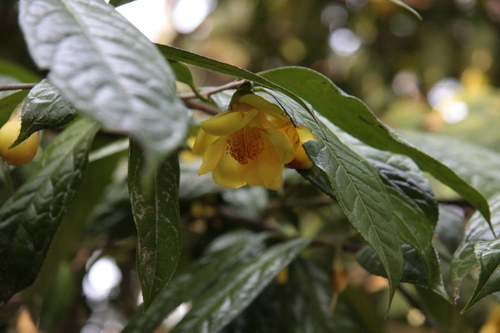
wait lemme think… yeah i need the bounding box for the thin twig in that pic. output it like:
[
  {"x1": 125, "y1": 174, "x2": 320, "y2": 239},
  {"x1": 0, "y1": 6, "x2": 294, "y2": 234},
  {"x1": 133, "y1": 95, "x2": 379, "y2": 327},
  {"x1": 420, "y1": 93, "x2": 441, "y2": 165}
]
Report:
[
  {"x1": 0, "y1": 80, "x2": 242, "y2": 115},
  {"x1": 178, "y1": 80, "x2": 245, "y2": 100},
  {"x1": 184, "y1": 99, "x2": 220, "y2": 115},
  {"x1": 0, "y1": 83, "x2": 37, "y2": 92}
]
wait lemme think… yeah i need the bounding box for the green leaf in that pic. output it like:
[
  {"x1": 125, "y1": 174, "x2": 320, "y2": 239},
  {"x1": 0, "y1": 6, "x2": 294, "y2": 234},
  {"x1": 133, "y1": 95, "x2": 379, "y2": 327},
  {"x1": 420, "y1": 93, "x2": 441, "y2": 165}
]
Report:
[
  {"x1": 388, "y1": 0, "x2": 422, "y2": 20},
  {"x1": 0, "y1": 118, "x2": 99, "y2": 305},
  {"x1": 0, "y1": 90, "x2": 29, "y2": 128},
  {"x1": 0, "y1": 59, "x2": 41, "y2": 83},
  {"x1": 462, "y1": 239, "x2": 500, "y2": 312},
  {"x1": 261, "y1": 90, "x2": 403, "y2": 304},
  {"x1": 258, "y1": 67, "x2": 491, "y2": 226},
  {"x1": 14, "y1": 80, "x2": 77, "y2": 146},
  {"x1": 109, "y1": 0, "x2": 136, "y2": 6},
  {"x1": 19, "y1": 0, "x2": 189, "y2": 178},
  {"x1": 170, "y1": 238, "x2": 311, "y2": 333},
  {"x1": 332, "y1": 126, "x2": 443, "y2": 295},
  {"x1": 122, "y1": 231, "x2": 272, "y2": 333},
  {"x1": 357, "y1": 243, "x2": 447, "y2": 301},
  {"x1": 128, "y1": 141, "x2": 182, "y2": 310},
  {"x1": 284, "y1": 259, "x2": 380, "y2": 333},
  {"x1": 451, "y1": 194, "x2": 500, "y2": 304},
  {"x1": 401, "y1": 131, "x2": 500, "y2": 200},
  {"x1": 155, "y1": 44, "x2": 312, "y2": 115}
]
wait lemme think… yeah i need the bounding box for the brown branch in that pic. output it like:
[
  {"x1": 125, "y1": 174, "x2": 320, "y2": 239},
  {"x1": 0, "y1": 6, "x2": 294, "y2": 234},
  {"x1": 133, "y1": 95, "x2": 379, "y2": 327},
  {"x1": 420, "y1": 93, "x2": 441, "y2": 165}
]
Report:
[
  {"x1": 183, "y1": 99, "x2": 220, "y2": 115},
  {"x1": 0, "y1": 83, "x2": 37, "y2": 92},
  {"x1": 0, "y1": 80, "x2": 243, "y2": 115},
  {"x1": 178, "y1": 80, "x2": 245, "y2": 100}
]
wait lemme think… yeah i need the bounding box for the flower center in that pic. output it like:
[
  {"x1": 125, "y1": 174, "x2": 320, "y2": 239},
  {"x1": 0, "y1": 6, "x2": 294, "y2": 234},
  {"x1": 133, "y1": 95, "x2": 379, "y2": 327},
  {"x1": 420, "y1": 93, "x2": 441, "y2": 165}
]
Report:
[{"x1": 226, "y1": 126, "x2": 265, "y2": 165}]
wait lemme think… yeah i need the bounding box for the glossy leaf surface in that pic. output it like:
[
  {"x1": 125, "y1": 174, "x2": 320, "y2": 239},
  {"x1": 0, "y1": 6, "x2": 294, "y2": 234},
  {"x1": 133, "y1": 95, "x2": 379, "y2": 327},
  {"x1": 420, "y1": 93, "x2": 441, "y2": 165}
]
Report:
[
  {"x1": 128, "y1": 141, "x2": 182, "y2": 310},
  {"x1": 19, "y1": 0, "x2": 188, "y2": 177},
  {"x1": 0, "y1": 118, "x2": 98, "y2": 305}
]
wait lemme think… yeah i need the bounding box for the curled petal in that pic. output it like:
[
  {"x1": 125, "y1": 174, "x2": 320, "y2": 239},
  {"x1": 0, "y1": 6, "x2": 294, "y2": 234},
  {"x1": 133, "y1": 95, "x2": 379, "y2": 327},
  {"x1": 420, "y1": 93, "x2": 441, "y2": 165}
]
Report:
[
  {"x1": 192, "y1": 128, "x2": 218, "y2": 156},
  {"x1": 202, "y1": 108, "x2": 258, "y2": 136},
  {"x1": 212, "y1": 150, "x2": 246, "y2": 188},
  {"x1": 198, "y1": 136, "x2": 227, "y2": 175},
  {"x1": 263, "y1": 127, "x2": 295, "y2": 164}
]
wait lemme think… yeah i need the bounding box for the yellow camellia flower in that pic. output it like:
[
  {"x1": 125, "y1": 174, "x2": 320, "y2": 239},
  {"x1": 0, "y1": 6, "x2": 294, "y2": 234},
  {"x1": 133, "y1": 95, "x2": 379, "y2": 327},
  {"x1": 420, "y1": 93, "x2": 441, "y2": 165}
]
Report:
[{"x1": 192, "y1": 92, "x2": 315, "y2": 190}]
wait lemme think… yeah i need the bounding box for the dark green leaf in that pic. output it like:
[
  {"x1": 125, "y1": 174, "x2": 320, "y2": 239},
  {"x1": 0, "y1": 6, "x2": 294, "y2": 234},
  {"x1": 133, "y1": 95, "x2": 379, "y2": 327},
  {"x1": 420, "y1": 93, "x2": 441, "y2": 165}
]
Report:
[
  {"x1": 15, "y1": 80, "x2": 77, "y2": 146},
  {"x1": 284, "y1": 259, "x2": 380, "y2": 333},
  {"x1": 435, "y1": 204, "x2": 465, "y2": 256},
  {"x1": 261, "y1": 90, "x2": 403, "y2": 303},
  {"x1": 259, "y1": 67, "x2": 490, "y2": 226},
  {"x1": 122, "y1": 231, "x2": 272, "y2": 333},
  {"x1": 170, "y1": 238, "x2": 311, "y2": 333},
  {"x1": 401, "y1": 131, "x2": 500, "y2": 200},
  {"x1": 358, "y1": 244, "x2": 444, "y2": 295},
  {"x1": 128, "y1": 141, "x2": 182, "y2": 310},
  {"x1": 0, "y1": 90, "x2": 29, "y2": 128},
  {"x1": 331, "y1": 126, "x2": 445, "y2": 298},
  {"x1": 19, "y1": 0, "x2": 189, "y2": 178},
  {"x1": 462, "y1": 239, "x2": 500, "y2": 312},
  {"x1": 0, "y1": 118, "x2": 99, "y2": 305},
  {"x1": 450, "y1": 194, "x2": 500, "y2": 299},
  {"x1": 109, "y1": 0, "x2": 136, "y2": 6}
]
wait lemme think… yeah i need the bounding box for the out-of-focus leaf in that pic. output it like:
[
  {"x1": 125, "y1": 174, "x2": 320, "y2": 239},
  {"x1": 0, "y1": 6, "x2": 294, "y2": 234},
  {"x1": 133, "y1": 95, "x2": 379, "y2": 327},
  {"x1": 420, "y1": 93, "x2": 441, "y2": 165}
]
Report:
[
  {"x1": 0, "y1": 90, "x2": 28, "y2": 127},
  {"x1": 259, "y1": 67, "x2": 490, "y2": 225},
  {"x1": 450, "y1": 194, "x2": 500, "y2": 299},
  {"x1": 0, "y1": 59, "x2": 41, "y2": 83},
  {"x1": 284, "y1": 259, "x2": 380, "y2": 333},
  {"x1": 462, "y1": 239, "x2": 500, "y2": 312},
  {"x1": 0, "y1": 118, "x2": 99, "y2": 305},
  {"x1": 128, "y1": 141, "x2": 182, "y2": 310},
  {"x1": 15, "y1": 80, "x2": 77, "y2": 146},
  {"x1": 261, "y1": 90, "x2": 403, "y2": 303},
  {"x1": 170, "y1": 238, "x2": 311, "y2": 333},
  {"x1": 402, "y1": 131, "x2": 500, "y2": 200},
  {"x1": 222, "y1": 283, "x2": 279, "y2": 333},
  {"x1": 19, "y1": 0, "x2": 189, "y2": 178},
  {"x1": 87, "y1": 175, "x2": 134, "y2": 239},
  {"x1": 122, "y1": 231, "x2": 271, "y2": 333}
]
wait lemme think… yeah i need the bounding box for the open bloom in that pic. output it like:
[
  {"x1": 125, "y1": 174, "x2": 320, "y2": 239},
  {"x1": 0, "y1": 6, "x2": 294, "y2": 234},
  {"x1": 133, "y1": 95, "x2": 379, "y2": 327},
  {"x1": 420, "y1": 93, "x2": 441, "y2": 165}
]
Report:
[{"x1": 192, "y1": 92, "x2": 315, "y2": 190}]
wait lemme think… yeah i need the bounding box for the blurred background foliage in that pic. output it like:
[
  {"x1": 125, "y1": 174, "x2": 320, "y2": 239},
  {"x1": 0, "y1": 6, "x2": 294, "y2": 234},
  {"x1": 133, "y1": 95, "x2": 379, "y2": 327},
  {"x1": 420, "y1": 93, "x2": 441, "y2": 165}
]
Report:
[{"x1": 2, "y1": 0, "x2": 500, "y2": 332}]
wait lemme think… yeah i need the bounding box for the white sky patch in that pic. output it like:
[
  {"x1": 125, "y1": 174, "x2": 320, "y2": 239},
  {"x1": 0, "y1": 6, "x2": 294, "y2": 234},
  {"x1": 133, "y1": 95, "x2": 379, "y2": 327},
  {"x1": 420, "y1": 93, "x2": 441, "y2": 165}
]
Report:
[
  {"x1": 83, "y1": 256, "x2": 122, "y2": 302},
  {"x1": 172, "y1": 0, "x2": 215, "y2": 34},
  {"x1": 329, "y1": 28, "x2": 361, "y2": 57},
  {"x1": 117, "y1": 0, "x2": 169, "y2": 42}
]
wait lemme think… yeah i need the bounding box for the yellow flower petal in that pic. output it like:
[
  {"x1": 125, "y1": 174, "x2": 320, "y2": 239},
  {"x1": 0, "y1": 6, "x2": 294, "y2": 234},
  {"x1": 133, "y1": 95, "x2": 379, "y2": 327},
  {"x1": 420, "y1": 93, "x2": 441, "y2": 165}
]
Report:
[
  {"x1": 192, "y1": 128, "x2": 218, "y2": 156},
  {"x1": 296, "y1": 125, "x2": 316, "y2": 142},
  {"x1": 198, "y1": 136, "x2": 227, "y2": 175},
  {"x1": 263, "y1": 127, "x2": 295, "y2": 164},
  {"x1": 201, "y1": 108, "x2": 258, "y2": 136},
  {"x1": 212, "y1": 150, "x2": 246, "y2": 188},
  {"x1": 239, "y1": 94, "x2": 288, "y2": 121},
  {"x1": 242, "y1": 139, "x2": 284, "y2": 190}
]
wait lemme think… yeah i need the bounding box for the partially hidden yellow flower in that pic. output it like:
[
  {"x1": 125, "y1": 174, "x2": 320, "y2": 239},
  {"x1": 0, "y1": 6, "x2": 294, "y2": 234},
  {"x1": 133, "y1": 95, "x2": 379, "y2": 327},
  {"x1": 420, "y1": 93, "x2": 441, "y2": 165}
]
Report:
[{"x1": 192, "y1": 92, "x2": 315, "y2": 190}]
